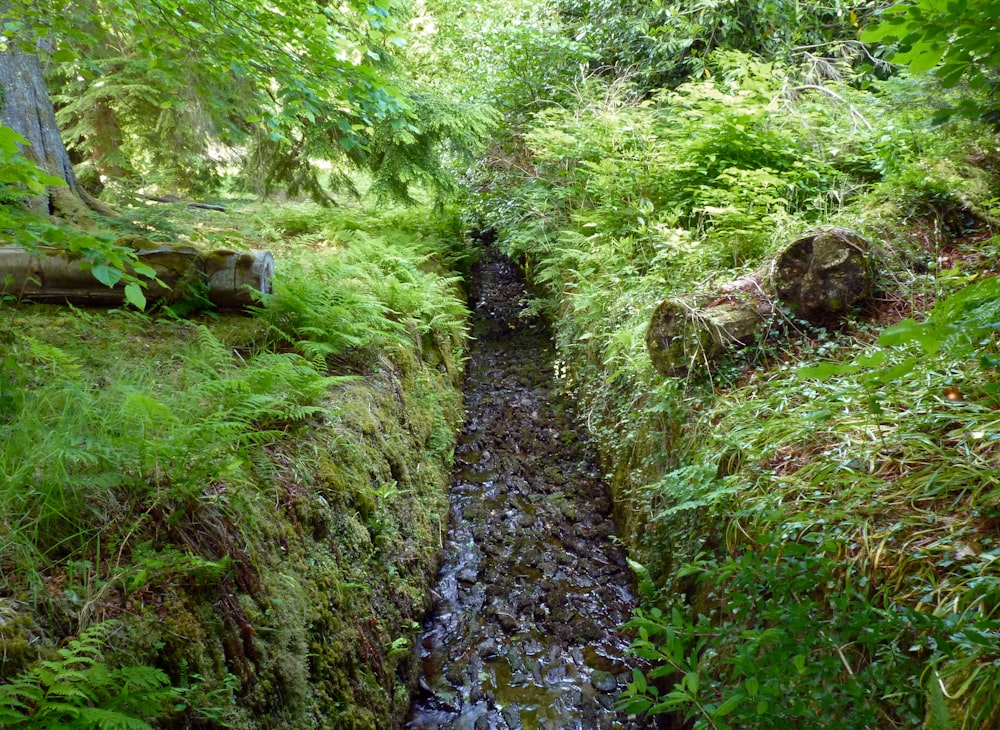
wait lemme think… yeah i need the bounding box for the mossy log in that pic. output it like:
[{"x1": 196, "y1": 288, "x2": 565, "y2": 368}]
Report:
[
  {"x1": 647, "y1": 294, "x2": 774, "y2": 377},
  {"x1": 0, "y1": 239, "x2": 273, "y2": 310},
  {"x1": 647, "y1": 227, "x2": 872, "y2": 376},
  {"x1": 770, "y1": 227, "x2": 871, "y2": 323}
]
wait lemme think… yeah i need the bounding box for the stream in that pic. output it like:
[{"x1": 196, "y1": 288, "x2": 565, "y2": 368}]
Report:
[{"x1": 405, "y1": 248, "x2": 647, "y2": 730}]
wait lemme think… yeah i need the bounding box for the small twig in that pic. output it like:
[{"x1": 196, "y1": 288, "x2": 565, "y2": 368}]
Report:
[{"x1": 794, "y1": 84, "x2": 873, "y2": 130}]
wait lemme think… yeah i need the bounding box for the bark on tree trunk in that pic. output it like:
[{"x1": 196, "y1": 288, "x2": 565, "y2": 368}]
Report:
[
  {"x1": 0, "y1": 49, "x2": 115, "y2": 217},
  {"x1": 646, "y1": 227, "x2": 873, "y2": 377},
  {"x1": 91, "y1": 99, "x2": 128, "y2": 180},
  {"x1": 0, "y1": 240, "x2": 274, "y2": 310}
]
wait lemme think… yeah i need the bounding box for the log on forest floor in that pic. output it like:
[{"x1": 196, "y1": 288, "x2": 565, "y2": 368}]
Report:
[
  {"x1": 0, "y1": 238, "x2": 274, "y2": 310},
  {"x1": 646, "y1": 227, "x2": 874, "y2": 377}
]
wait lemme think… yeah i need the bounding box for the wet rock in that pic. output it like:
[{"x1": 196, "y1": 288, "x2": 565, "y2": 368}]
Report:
[
  {"x1": 496, "y1": 612, "x2": 518, "y2": 633},
  {"x1": 469, "y1": 684, "x2": 485, "y2": 704},
  {"x1": 545, "y1": 664, "x2": 567, "y2": 683},
  {"x1": 565, "y1": 685, "x2": 583, "y2": 708},
  {"x1": 596, "y1": 693, "x2": 617, "y2": 711},
  {"x1": 591, "y1": 670, "x2": 619, "y2": 693},
  {"x1": 524, "y1": 656, "x2": 543, "y2": 682},
  {"x1": 457, "y1": 568, "x2": 479, "y2": 585},
  {"x1": 501, "y1": 705, "x2": 521, "y2": 730},
  {"x1": 446, "y1": 666, "x2": 465, "y2": 687},
  {"x1": 476, "y1": 638, "x2": 498, "y2": 660}
]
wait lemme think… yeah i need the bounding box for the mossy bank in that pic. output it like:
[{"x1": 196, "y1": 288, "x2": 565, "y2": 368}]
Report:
[{"x1": 0, "y1": 204, "x2": 469, "y2": 728}]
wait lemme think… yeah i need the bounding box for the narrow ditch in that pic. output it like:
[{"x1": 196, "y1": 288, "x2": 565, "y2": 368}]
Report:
[{"x1": 405, "y1": 248, "x2": 647, "y2": 730}]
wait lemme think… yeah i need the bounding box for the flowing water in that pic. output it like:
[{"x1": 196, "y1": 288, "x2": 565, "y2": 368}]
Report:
[{"x1": 405, "y1": 249, "x2": 647, "y2": 730}]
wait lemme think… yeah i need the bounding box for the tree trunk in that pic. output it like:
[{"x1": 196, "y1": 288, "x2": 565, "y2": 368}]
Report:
[
  {"x1": 0, "y1": 240, "x2": 274, "y2": 310},
  {"x1": 0, "y1": 49, "x2": 115, "y2": 217},
  {"x1": 647, "y1": 228, "x2": 873, "y2": 377}
]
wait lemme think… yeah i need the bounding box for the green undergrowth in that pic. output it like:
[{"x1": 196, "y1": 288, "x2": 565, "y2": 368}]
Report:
[
  {"x1": 0, "y1": 201, "x2": 469, "y2": 728},
  {"x1": 619, "y1": 276, "x2": 1000, "y2": 729},
  {"x1": 474, "y1": 52, "x2": 1000, "y2": 728}
]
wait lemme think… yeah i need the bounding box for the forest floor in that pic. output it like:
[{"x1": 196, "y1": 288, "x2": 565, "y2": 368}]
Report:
[{"x1": 405, "y1": 247, "x2": 651, "y2": 730}]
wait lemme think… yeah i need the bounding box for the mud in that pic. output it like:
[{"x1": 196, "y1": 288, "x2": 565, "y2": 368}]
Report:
[{"x1": 405, "y1": 249, "x2": 646, "y2": 730}]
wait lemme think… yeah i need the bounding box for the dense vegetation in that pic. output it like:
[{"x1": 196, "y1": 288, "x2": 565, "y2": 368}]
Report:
[
  {"x1": 2, "y1": 0, "x2": 1000, "y2": 727},
  {"x1": 1, "y1": 199, "x2": 470, "y2": 726},
  {"x1": 449, "y1": 1, "x2": 1000, "y2": 728}
]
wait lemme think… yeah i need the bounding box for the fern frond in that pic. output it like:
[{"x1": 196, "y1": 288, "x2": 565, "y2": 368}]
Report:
[
  {"x1": 74, "y1": 707, "x2": 155, "y2": 730},
  {"x1": 0, "y1": 621, "x2": 179, "y2": 729},
  {"x1": 190, "y1": 325, "x2": 235, "y2": 373}
]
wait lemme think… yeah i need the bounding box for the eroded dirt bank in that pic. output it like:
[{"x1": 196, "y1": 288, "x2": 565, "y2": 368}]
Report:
[{"x1": 406, "y1": 249, "x2": 645, "y2": 730}]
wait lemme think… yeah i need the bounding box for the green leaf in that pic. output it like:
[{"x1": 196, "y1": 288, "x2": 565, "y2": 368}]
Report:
[
  {"x1": 132, "y1": 263, "x2": 158, "y2": 279},
  {"x1": 860, "y1": 15, "x2": 907, "y2": 42},
  {"x1": 124, "y1": 282, "x2": 147, "y2": 310},
  {"x1": 0, "y1": 125, "x2": 27, "y2": 155},
  {"x1": 878, "y1": 319, "x2": 945, "y2": 354},
  {"x1": 682, "y1": 671, "x2": 699, "y2": 695},
  {"x1": 52, "y1": 47, "x2": 76, "y2": 63},
  {"x1": 631, "y1": 668, "x2": 648, "y2": 694},
  {"x1": 714, "y1": 693, "x2": 743, "y2": 717},
  {"x1": 797, "y1": 360, "x2": 857, "y2": 381},
  {"x1": 862, "y1": 356, "x2": 917, "y2": 386},
  {"x1": 908, "y1": 42, "x2": 948, "y2": 71},
  {"x1": 925, "y1": 668, "x2": 955, "y2": 730},
  {"x1": 90, "y1": 263, "x2": 124, "y2": 288}
]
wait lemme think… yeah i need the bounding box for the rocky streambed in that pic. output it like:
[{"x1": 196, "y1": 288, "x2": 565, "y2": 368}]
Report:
[{"x1": 405, "y1": 249, "x2": 647, "y2": 730}]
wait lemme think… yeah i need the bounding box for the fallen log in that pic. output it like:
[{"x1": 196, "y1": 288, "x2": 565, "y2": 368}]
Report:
[
  {"x1": 646, "y1": 290, "x2": 774, "y2": 377},
  {"x1": 646, "y1": 227, "x2": 872, "y2": 377},
  {"x1": 0, "y1": 238, "x2": 273, "y2": 311},
  {"x1": 140, "y1": 194, "x2": 227, "y2": 211},
  {"x1": 770, "y1": 227, "x2": 871, "y2": 323}
]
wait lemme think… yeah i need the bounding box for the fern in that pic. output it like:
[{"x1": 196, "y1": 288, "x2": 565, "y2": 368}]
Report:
[
  {"x1": 251, "y1": 254, "x2": 407, "y2": 363},
  {"x1": 0, "y1": 622, "x2": 180, "y2": 729}
]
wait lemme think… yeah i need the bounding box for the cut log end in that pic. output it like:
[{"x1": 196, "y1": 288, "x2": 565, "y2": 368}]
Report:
[
  {"x1": 771, "y1": 227, "x2": 871, "y2": 323},
  {"x1": 204, "y1": 250, "x2": 276, "y2": 309}
]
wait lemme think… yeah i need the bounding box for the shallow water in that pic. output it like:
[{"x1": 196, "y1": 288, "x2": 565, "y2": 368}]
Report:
[{"x1": 405, "y1": 250, "x2": 646, "y2": 730}]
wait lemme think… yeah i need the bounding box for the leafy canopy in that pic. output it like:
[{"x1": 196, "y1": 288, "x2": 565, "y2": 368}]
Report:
[
  {"x1": 861, "y1": 0, "x2": 1000, "y2": 121},
  {"x1": 2, "y1": 0, "x2": 493, "y2": 200},
  {"x1": 5, "y1": 0, "x2": 407, "y2": 141}
]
